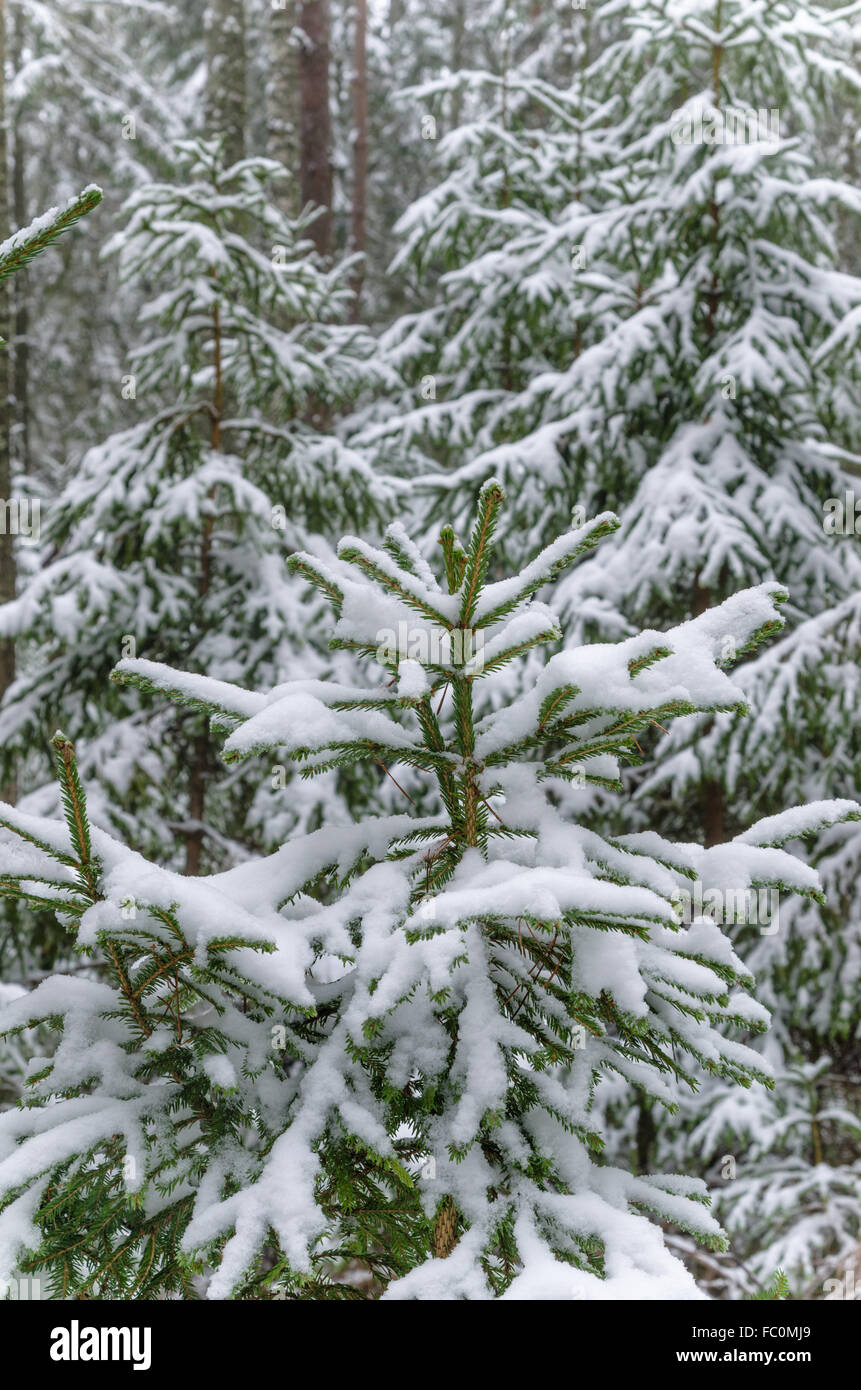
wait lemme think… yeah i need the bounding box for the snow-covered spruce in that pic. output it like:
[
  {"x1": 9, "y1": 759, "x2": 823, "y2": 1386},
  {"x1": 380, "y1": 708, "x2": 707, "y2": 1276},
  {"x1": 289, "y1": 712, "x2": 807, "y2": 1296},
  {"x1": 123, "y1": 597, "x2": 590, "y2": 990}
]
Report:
[
  {"x1": 0, "y1": 482, "x2": 857, "y2": 1299},
  {"x1": 364, "y1": 0, "x2": 861, "y2": 1292},
  {"x1": 551, "y1": 0, "x2": 861, "y2": 1294},
  {"x1": 362, "y1": 0, "x2": 861, "y2": 623},
  {"x1": 665, "y1": 1052, "x2": 861, "y2": 1297},
  {"x1": 0, "y1": 139, "x2": 394, "y2": 870}
]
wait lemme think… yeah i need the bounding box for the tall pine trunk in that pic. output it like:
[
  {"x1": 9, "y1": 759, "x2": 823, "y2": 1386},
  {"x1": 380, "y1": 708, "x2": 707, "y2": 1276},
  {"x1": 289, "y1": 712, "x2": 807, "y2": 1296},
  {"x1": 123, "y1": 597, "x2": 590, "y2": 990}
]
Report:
[
  {"x1": 449, "y1": 0, "x2": 468, "y2": 127},
  {"x1": 184, "y1": 293, "x2": 224, "y2": 878},
  {"x1": 694, "y1": 582, "x2": 725, "y2": 847},
  {"x1": 349, "y1": 0, "x2": 368, "y2": 316},
  {"x1": 299, "y1": 0, "x2": 332, "y2": 258},
  {"x1": 267, "y1": 0, "x2": 300, "y2": 217},
  {"x1": 698, "y1": 22, "x2": 726, "y2": 852},
  {"x1": 186, "y1": 11, "x2": 248, "y2": 872},
  {"x1": 0, "y1": 0, "x2": 17, "y2": 804},
  {"x1": 11, "y1": 4, "x2": 27, "y2": 475}
]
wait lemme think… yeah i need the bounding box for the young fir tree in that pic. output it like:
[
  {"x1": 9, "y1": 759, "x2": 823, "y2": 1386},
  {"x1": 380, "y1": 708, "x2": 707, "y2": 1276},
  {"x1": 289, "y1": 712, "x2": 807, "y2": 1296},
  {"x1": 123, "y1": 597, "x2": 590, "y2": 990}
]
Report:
[
  {"x1": 0, "y1": 482, "x2": 856, "y2": 1299},
  {"x1": 0, "y1": 139, "x2": 393, "y2": 876}
]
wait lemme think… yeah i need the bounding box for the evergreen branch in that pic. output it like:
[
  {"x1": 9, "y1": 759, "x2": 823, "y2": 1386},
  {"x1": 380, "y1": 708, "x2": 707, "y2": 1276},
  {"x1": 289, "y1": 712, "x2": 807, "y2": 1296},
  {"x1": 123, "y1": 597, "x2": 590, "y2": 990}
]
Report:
[
  {"x1": 0, "y1": 186, "x2": 103, "y2": 287},
  {"x1": 0, "y1": 812, "x2": 79, "y2": 870},
  {"x1": 476, "y1": 514, "x2": 620, "y2": 628},
  {"x1": 537, "y1": 684, "x2": 580, "y2": 729},
  {"x1": 474, "y1": 622, "x2": 563, "y2": 676},
  {"x1": 628, "y1": 646, "x2": 673, "y2": 677},
  {"x1": 286, "y1": 553, "x2": 344, "y2": 611},
  {"x1": 337, "y1": 542, "x2": 454, "y2": 627}
]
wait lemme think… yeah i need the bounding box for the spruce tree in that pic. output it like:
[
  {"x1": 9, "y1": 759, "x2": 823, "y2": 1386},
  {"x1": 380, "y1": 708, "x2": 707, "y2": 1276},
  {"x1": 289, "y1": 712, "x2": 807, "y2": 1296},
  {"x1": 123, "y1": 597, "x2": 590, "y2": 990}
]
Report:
[
  {"x1": 0, "y1": 139, "x2": 392, "y2": 875},
  {"x1": 547, "y1": 0, "x2": 861, "y2": 1293},
  {"x1": 0, "y1": 483, "x2": 855, "y2": 1299}
]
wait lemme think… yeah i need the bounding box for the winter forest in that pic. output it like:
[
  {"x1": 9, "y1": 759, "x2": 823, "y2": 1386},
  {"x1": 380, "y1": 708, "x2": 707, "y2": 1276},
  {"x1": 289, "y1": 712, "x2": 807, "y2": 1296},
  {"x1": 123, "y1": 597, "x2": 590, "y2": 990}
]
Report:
[{"x1": 0, "y1": 0, "x2": 857, "y2": 1308}]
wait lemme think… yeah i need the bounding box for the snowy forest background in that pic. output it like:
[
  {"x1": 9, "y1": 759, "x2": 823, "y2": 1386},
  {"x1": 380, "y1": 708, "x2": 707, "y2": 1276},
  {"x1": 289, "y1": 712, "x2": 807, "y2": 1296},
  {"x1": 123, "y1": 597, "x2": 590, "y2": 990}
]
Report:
[{"x1": 0, "y1": 0, "x2": 859, "y2": 1301}]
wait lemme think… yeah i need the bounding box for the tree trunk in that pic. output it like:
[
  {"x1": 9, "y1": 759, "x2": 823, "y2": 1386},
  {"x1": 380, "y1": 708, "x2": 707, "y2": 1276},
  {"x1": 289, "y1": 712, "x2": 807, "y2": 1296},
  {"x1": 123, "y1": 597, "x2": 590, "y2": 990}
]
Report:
[
  {"x1": 205, "y1": 0, "x2": 247, "y2": 167},
  {"x1": 299, "y1": 0, "x2": 332, "y2": 258},
  {"x1": 267, "y1": 0, "x2": 300, "y2": 216},
  {"x1": 635, "y1": 1089, "x2": 656, "y2": 1173},
  {"x1": 450, "y1": 0, "x2": 468, "y2": 127},
  {"x1": 694, "y1": 581, "x2": 725, "y2": 846},
  {"x1": 185, "y1": 733, "x2": 210, "y2": 877},
  {"x1": 702, "y1": 778, "x2": 725, "y2": 848},
  {"x1": 186, "y1": 8, "x2": 246, "y2": 873},
  {"x1": 349, "y1": 0, "x2": 368, "y2": 315},
  {"x1": 11, "y1": 4, "x2": 28, "y2": 475},
  {"x1": 0, "y1": 0, "x2": 17, "y2": 788},
  {"x1": 184, "y1": 294, "x2": 224, "y2": 877}
]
